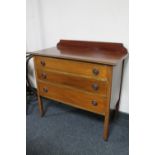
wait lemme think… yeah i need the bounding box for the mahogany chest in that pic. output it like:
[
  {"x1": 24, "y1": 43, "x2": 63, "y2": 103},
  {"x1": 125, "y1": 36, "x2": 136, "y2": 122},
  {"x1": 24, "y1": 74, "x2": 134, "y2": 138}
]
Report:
[{"x1": 29, "y1": 40, "x2": 128, "y2": 140}]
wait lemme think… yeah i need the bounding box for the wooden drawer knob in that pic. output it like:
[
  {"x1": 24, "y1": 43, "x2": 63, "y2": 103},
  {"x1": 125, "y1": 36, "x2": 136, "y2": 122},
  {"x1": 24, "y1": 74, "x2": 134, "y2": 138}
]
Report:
[
  {"x1": 40, "y1": 60, "x2": 46, "y2": 66},
  {"x1": 92, "y1": 68, "x2": 99, "y2": 76},
  {"x1": 92, "y1": 83, "x2": 99, "y2": 90},
  {"x1": 41, "y1": 73, "x2": 47, "y2": 79},
  {"x1": 91, "y1": 100, "x2": 98, "y2": 106},
  {"x1": 43, "y1": 87, "x2": 48, "y2": 93}
]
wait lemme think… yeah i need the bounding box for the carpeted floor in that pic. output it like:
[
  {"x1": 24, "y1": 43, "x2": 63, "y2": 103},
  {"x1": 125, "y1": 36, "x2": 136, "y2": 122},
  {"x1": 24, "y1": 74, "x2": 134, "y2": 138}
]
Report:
[{"x1": 26, "y1": 96, "x2": 129, "y2": 155}]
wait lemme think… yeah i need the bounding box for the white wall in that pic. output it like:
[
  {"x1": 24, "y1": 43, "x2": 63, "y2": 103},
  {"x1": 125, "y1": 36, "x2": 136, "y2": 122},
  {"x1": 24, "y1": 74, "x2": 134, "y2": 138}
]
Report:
[{"x1": 27, "y1": 0, "x2": 129, "y2": 113}]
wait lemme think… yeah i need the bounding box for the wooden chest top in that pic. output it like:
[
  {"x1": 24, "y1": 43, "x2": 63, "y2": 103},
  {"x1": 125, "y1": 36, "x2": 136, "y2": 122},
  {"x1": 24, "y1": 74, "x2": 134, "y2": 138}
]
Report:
[{"x1": 28, "y1": 40, "x2": 128, "y2": 65}]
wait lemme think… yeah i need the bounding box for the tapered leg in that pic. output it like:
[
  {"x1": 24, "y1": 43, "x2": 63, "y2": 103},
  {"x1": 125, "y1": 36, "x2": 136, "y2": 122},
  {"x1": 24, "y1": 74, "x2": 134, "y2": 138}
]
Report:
[
  {"x1": 103, "y1": 113, "x2": 110, "y2": 141},
  {"x1": 115, "y1": 100, "x2": 120, "y2": 117},
  {"x1": 110, "y1": 101, "x2": 120, "y2": 121},
  {"x1": 37, "y1": 95, "x2": 44, "y2": 117}
]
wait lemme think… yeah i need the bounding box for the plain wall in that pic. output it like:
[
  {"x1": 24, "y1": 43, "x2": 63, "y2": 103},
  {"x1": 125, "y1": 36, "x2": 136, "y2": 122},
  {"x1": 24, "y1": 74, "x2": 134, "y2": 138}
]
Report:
[{"x1": 27, "y1": 0, "x2": 129, "y2": 113}]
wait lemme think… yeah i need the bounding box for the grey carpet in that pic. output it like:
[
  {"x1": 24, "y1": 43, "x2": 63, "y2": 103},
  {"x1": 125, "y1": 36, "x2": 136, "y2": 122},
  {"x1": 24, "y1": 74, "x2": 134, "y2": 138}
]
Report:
[{"x1": 26, "y1": 96, "x2": 129, "y2": 155}]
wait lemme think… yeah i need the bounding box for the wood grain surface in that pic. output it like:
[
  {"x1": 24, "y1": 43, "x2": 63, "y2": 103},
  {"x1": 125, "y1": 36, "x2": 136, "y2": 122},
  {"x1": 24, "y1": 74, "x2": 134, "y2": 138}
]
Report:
[
  {"x1": 28, "y1": 40, "x2": 128, "y2": 65},
  {"x1": 37, "y1": 68, "x2": 108, "y2": 96},
  {"x1": 38, "y1": 81, "x2": 107, "y2": 115},
  {"x1": 35, "y1": 56, "x2": 109, "y2": 79}
]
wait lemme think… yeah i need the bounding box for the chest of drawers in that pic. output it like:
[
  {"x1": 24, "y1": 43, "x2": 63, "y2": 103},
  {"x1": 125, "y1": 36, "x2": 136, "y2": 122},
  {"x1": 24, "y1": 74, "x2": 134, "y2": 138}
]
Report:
[{"x1": 29, "y1": 40, "x2": 128, "y2": 140}]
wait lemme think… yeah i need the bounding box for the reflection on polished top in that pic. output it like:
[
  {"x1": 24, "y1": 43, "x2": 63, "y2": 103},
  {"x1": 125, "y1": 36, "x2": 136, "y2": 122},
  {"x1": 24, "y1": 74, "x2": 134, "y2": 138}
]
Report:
[{"x1": 28, "y1": 40, "x2": 128, "y2": 65}]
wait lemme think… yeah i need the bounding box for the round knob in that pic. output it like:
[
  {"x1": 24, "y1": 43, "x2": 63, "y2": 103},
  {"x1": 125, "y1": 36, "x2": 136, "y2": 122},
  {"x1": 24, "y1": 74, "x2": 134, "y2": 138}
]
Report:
[
  {"x1": 43, "y1": 87, "x2": 48, "y2": 93},
  {"x1": 91, "y1": 100, "x2": 98, "y2": 106},
  {"x1": 40, "y1": 60, "x2": 45, "y2": 66},
  {"x1": 92, "y1": 83, "x2": 99, "y2": 91},
  {"x1": 92, "y1": 68, "x2": 99, "y2": 76},
  {"x1": 41, "y1": 73, "x2": 47, "y2": 79}
]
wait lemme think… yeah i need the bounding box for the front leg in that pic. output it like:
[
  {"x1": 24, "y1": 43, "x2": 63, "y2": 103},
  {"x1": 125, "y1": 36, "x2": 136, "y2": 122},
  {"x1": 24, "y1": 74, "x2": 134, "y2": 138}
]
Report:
[
  {"x1": 37, "y1": 95, "x2": 44, "y2": 117},
  {"x1": 103, "y1": 112, "x2": 110, "y2": 141}
]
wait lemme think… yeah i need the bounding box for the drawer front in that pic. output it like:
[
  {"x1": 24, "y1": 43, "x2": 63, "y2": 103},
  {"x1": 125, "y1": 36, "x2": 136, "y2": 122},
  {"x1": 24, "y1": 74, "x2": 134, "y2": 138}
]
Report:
[
  {"x1": 37, "y1": 69, "x2": 107, "y2": 96},
  {"x1": 35, "y1": 56, "x2": 109, "y2": 79},
  {"x1": 38, "y1": 81, "x2": 107, "y2": 114}
]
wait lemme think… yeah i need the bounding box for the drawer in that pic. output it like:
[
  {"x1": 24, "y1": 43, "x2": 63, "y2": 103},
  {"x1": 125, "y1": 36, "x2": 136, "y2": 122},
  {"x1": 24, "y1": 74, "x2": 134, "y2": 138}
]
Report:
[
  {"x1": 35, "y1": 56, "x2": 109, "y2": 79},
  {"x1": 37, "y1": 69, "x2": 108, "y2": 96},
  {"x1": 38, "y1": 81, "x2": 107, "y2": 114}
]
